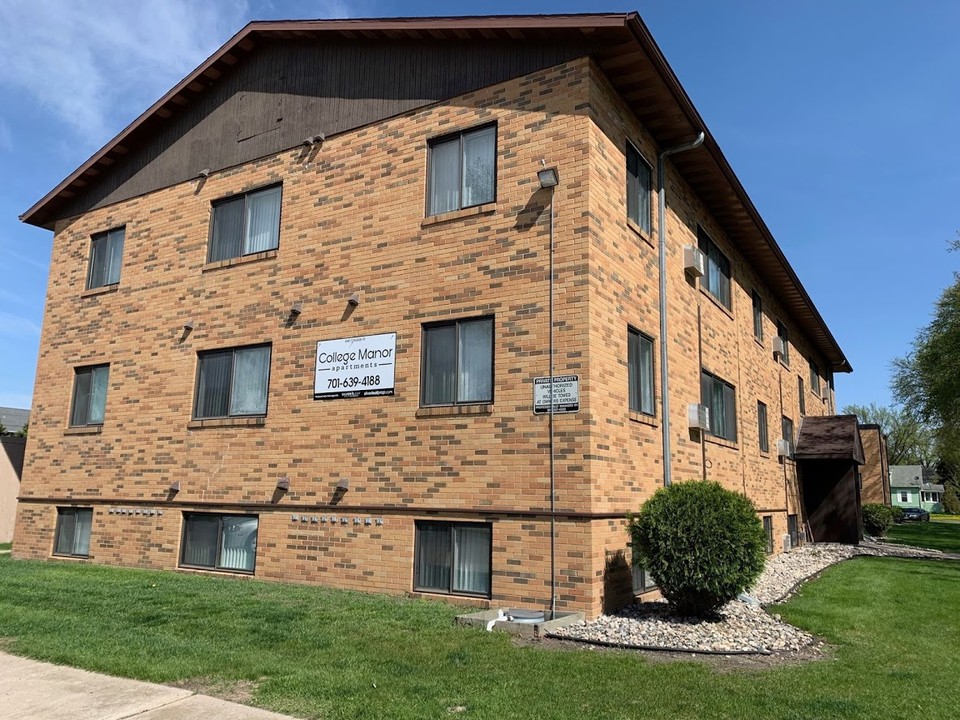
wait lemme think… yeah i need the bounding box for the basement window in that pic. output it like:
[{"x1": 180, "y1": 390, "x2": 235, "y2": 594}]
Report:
[
  {"x1": 208, "y1": 185, "x2": 282, "y2": 263},
  {"x1": 53, "y1": 507, "x2": 93, "y2": 558},
  {"x1": 427, "y1": 124, "x2": 496, "y2": 215},
  {"x1": 414, "y1": 521, "x2": 491, "y2": 597},
  {"x1": 763, "y1": 516, "x2": 774, "y2": 554},
  {"x1": 180, "y1": 513, "x2": 258, "y2": 573},
  {"x1": 194, "y1": 345, "x2": 271, "y2": 420},
  {"x1": 86, "y1": 227, "x2": 125, "y2": 289}
]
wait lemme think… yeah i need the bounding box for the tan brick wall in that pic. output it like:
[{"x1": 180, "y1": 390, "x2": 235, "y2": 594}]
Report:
[{"x1": 15, "y1": 56, "x2": 839, "y2": 618}]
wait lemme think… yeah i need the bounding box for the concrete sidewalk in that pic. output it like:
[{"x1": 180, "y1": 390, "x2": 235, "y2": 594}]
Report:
[{"x1": 0, "y1": 652, "x2": 298, "y2": 719}]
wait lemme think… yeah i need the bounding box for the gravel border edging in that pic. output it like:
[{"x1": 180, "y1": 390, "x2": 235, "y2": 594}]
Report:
[{"x1": 542, "y1": 633, "x2": 773, "y2": 656}]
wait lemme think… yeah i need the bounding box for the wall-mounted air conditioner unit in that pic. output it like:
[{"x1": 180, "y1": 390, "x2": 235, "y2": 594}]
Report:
[
  {"x1": 688, "y1": 403, "x2": 709, "y2": 431},
  {"x1": 772, "y1": 336, "x2": 787, "y2": 359},
  {"x1": 683, "y1": 245, "x2": 706, "y2": 277},
  {"x1": 777, "y1": 438, "x2": 793, "y2": 458}
]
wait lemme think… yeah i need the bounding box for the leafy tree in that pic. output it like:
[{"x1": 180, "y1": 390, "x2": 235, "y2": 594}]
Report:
[
  {"x1": 0, "y1": 422, "x2": 6, "y2": 436},
  {"x1": 15, "y1": 422, "x2": 27, "y2": 438},
  {"x1": 842, "y1": 402, "x2": 935, "y2": 466},
  {"x1": 894, "y1": 276, "x2": 960, "y2": 466}
]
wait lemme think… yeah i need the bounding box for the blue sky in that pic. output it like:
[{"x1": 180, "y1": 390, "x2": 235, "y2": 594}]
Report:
[{"x1": 0, "y1": 0, "x2": 957, "y2": 412}]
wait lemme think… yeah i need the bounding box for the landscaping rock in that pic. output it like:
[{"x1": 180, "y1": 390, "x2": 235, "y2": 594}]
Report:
[{"x1": 553, "y1": 542, "x2": 937, "y2": 654}]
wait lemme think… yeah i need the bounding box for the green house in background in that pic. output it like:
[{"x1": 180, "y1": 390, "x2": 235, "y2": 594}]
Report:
[{"x1": 890, "y1": 465, "x2": 944, "y2": 513}]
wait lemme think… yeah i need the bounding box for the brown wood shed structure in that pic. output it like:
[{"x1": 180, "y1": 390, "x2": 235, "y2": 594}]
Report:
[{"x1": 794, "y1": 415, "x2": 865, "y2": 545}]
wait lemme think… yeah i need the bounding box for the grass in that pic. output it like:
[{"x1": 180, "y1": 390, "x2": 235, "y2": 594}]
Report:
[
  {"x1": 931, "y1": 513, "x2": 960, "y2": 523},
  {"x1": 0, "y1": 555, "x2": 959, "y2": 719},
  {"x1": 0, "y1": 543, "x2": 11, "y2": 551},
  {"x1": 887, "y1": 519, "x2": 960, "y2": 554}
]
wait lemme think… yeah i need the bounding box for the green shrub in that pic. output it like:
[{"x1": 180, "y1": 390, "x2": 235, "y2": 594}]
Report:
[
  {"x1": 863, "y1": 503, "x2": 894, "y2": 537},
  {"x1": 628, "y1": 480, "x2": 767, "y2": 617},
  {"x1": 890, "y1": 506, "x2": 905, "y2": 524}
]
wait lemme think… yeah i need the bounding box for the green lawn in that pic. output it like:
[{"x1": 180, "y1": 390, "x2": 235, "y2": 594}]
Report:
[
  {"x1": 887, "y1": 519, "x2": 960, "y2": 554},
  {"x1": 931, "y1": 513, "x2": 960, "y2": 523},
  {"x1": 0, "y1": 543, "x2": 11, "y2": 551},
  {"x1": 0, "y1": 555, "x2": 958, "y2": 719}
]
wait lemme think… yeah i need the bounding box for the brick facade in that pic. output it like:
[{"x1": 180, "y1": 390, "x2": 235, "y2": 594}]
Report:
[{"x1": 16, "y1": 47, "x2": 841, "y2": 618}]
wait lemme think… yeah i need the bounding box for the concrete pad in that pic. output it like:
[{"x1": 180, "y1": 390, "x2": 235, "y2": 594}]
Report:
[
  {"x1": 0, "y1": 652, "x2": 298, "y2": 719},
  {"x1": 136, "y1": 694, "x2": 297, "y2": 719}
]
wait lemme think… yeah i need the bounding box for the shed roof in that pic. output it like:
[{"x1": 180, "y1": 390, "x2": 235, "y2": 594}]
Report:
[
  {"x1": 19, "y1": 12, "x2": 850, "y2": 373},
  {"x1": 795, "y1": 415, "x2": 865, "y2": 464}
]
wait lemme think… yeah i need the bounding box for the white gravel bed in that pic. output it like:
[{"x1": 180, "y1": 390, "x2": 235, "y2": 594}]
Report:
[{"x1": 553, "y1": 542, "x2": 939, "y2": 654}]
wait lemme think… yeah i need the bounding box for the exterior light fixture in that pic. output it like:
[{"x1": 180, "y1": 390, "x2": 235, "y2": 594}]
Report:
[
  {"x1": 303, "y1": 133, "x2": 325, "y2": 146},
  {"x1": 198, "y1": 169, "x2": 210, "y2": 179},
  {"x1": 276, "y1": 477, "x2": 290, "y2": 492},
  {"x1": 168, "y1": 481, "x2": 181, "y2": 493},
  {"x1": 183, "y1": 320, "x2": 194, "y2": 332},
  {"x1": 289, "y1": 301, "x2": 302, "y2": 318},
  {"x1": 347, "y1": 293, "x2": 360, "y2": 307},
  {"x1": 336, "y1": 478, "x2": 349, "y2": 491},
  {"x1": 537, "y1": 167, "x2": 559, "y2": 189}
]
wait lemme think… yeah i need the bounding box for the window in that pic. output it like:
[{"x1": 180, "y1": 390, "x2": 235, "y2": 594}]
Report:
[
  {"x1": 70, "y1": 364, "x2": 109, "y2": 426},
  {"x1": 632, "y1": 546, "x2": 657, "y2": 593},
  {"x1": 798, "y1": 376, "x2": 806, "y2": 416},
  {"x1": 697, "y1": 227, "x2": 731, "y2": 309},
  {"x1": 421, "y1": 317, "x2": 493, "y2": 406},
  {"x1": 900, "y1": 491, "x2": 909, "y2": 503},
  {"x1": 788, "y1": 514, "x2": 799, "y2": 548},
  {"x1": 54, "y1": 508, "x2": 93, "y2": 557},
  {"x1": 194, "y1": 345, "x2": 271, "y2": 419},
  {"x1": 87, "y1": 227, "x2": 125, "y2": 289},
  {"x1": 628, "y1": 328, "x2": 655, "y2": 415},
  {"x1": 757, "y1": 401, "x2": 769, "y2": 453},
  {"x1": 626, "y1": 143, "x2": 652, "y2": 234},
  {"x1": 810, "y1": 361, "x2": 821, "y2": 396},
  {"x1": 782, "y1": 416, "x2": 795, "y2": 446},
  {"x1": 763, "y1": 516, "x2": 774, "y2": 554},
  {"x1": 180, "y1": 513, "x2": 258, "y2": 573},
  {"x1": 427, "y1": 125, "x2": 496, "y2": 215},
  {"x1": 752, "y1": 290, "x2": 763, "y2": 341},
  {"x1": 776, "y1": 321, "x2": 790, "y2": 365},
  {"x1": 414, "y1": 521, "x2": 491, "y2": 597},
  {"x1": 208, "y1": 185, "x2": 282, "y2": 263},
  {"x1": 701, "y1": 370, "x2": 737, "y2": 441}
]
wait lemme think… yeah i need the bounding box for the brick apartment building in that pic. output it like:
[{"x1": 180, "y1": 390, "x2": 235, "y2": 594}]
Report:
[{"x1": 14, "y1": 13, "x2": 851, "y2": 618}]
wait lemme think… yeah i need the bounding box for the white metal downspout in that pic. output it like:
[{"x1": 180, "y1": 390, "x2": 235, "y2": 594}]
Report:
[{"x1": 657, "y1": 132, "x2": 705, "y2": 487}]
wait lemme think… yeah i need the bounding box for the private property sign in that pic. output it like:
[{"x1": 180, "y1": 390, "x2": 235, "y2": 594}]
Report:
[
  {"x1": 314, "y1": 333, "x2": 397, "y2": 399},
  {"x1": 533, "y1": 375, "x2": 580, "y2": 414}
]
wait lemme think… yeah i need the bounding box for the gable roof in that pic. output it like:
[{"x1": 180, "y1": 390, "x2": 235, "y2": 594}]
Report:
[
  {"x1": 0, "y1": 407, "x2": 30, "y2": 434},
  {"x1": 19, "y1": 12, "x2": 851, "y2": 373},
  {"x1": 794, "y1": 415, "x2": 865, "y2": 463},
  {"x1": 890, "y1": 465, "x2": 940, "y2": 489}
]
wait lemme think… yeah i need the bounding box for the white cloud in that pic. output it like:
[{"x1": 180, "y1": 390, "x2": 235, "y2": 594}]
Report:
[
  {"x1": 0, "y1": 0, "x2": 251, "y2": 147},
  {"x1": 0, "y1": 310, "x2": 41, "y2": 339}
]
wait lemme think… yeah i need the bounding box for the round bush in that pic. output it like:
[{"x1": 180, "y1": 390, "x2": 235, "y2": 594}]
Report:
[
  {"x1": 862, "y1": 503, "x2": 894, "y2": 537},
  {"x1": 628, "y1": 480, "x2": 767, "y2": 616},
  {"x1": 890, "y1": 505, "x2": 905, "y2": 524}
]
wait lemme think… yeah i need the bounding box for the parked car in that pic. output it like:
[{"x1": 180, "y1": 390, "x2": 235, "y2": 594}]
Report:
[{"x1": 901, "y1": 507, "x2": 931, "y2": 522}]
